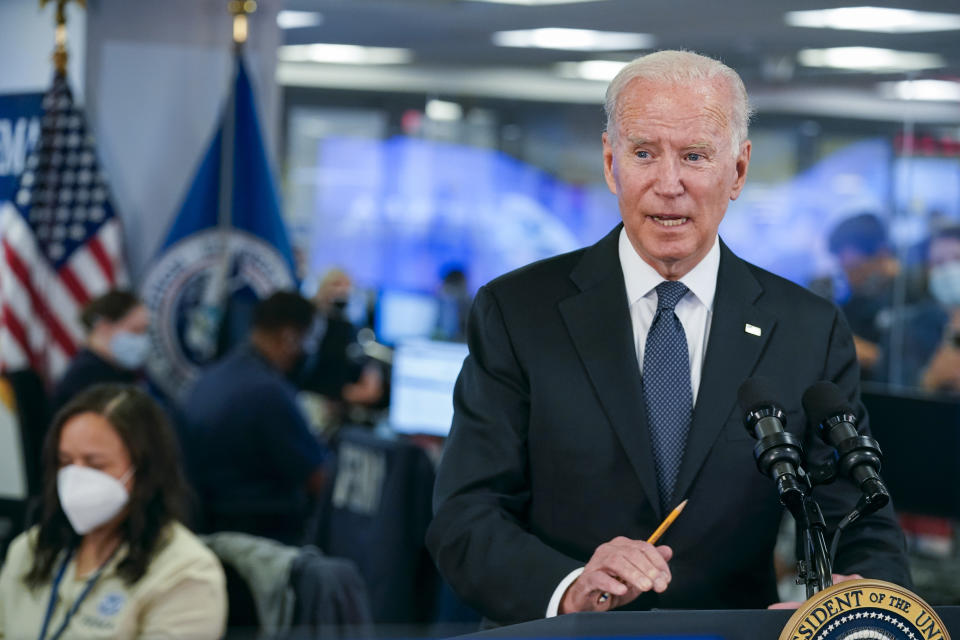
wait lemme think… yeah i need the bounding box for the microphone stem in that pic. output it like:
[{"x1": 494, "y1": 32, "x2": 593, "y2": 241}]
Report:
[{"x1": 795, "y1": 493, "x2": 834, "y2": 598}]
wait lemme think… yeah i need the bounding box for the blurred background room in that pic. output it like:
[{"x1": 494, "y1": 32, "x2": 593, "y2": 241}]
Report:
[{"x1": 1, "y1": 0, "x2": 960, "y2": 636}]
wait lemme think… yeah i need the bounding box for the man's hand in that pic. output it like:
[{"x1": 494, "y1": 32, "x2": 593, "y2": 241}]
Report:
[
  {"x1": 560, "y1": 537, "x2": 673, "y2": 614},
  {"x1": 767, "y1": 573, "x2": 863, "y2": 610}
]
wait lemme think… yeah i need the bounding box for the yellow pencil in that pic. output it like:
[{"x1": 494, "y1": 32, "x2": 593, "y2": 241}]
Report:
[
  {"x1": 646, "y1": 498, "x2": 688, "y2": 545},
  {"x1": 597, "y1": 499, "x2": 688, "y2": 605}
]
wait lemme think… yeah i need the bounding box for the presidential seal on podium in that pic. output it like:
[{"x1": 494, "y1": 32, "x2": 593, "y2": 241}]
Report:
[{"x1": 780, "y1": 579, "x2": 950, "y2": 640}]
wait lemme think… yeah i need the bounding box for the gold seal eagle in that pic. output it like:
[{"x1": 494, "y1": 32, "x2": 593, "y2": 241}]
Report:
[{"x1": 780, "y1": 579, "x2": 949, "y2": 640}]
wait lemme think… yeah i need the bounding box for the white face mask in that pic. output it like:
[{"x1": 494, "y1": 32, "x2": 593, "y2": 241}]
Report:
[
  {"x1": 57, "y1": 465, "x2": 133, "y2": 535},
  {"x1": 108, "y1": 331, "x2": 150, "y2": 370},
  {"x1": 929, "y1": 261, "x2": 960, "y2": 308}
]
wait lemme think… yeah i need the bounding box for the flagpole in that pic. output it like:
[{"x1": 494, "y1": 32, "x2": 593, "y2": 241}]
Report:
[
  {"x1": 219, "y1": 1, "x2": 257, "y2": 236},
  {"x1": 3, "y1": 0, "x2": 126, "y2": 380},
  {"x1": 142, "y1": 0, "x2": 295, "y2": 394},
  {"x1": 221, "y1": 0, "x2": 255, "y2": 234},
  {"x1": 185, "y1": 0, "x2": 257, "y2": 362},
  {"x1": 39, "y1": 0, "x2": 85, "y2": 77},
  {"x1": 33, "y1": 0, "x2": 84, "y2": 381}
]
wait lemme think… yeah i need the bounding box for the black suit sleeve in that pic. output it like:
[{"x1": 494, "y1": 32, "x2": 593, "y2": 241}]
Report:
[
  {"x1": 809, "y1": 306, "x2": 912, "y2": 587},
  {"x1": 426, "y1": 285, "x2": 582, "y2": 625}
]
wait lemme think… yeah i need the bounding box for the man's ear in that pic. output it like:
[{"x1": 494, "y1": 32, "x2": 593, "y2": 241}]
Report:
[
  {"x1": 729, "y1": 139, "x2": 751, "y2": 201},
  {"x1": 602, "y1": 132, "x2": 618, "y2": 195}
]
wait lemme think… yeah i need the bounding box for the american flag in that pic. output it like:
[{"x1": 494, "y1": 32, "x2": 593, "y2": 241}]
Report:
[{"x1": 0, "y1": 71, "x2": 127, "y2": 381}]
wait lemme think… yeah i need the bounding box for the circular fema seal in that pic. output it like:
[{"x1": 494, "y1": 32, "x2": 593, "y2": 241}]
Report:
[
  {"x1": 141, "y1": 229, "x2": 294, "y2": 398},
  {"x1": 780, "y1": 579, "x2": 950, "y2": 640}
]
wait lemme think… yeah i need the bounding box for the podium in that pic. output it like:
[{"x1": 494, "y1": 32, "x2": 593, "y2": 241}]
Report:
[{"x1": 461, "y1": 608, "x2": 960, "y2": 639}]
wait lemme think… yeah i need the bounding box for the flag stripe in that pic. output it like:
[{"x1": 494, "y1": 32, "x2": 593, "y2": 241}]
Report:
[
  {"x1": 87, "y1": 236, "x2": 115, "y2": 286},
  {"x1": 57, "y1": 263, "x2": 91, "y2": 307},
  {"x1": 0, "y1": 256, "x2": 45, "y2": 352},
  {"x1": 3, "y1": 239, "x2": 79, "y2": 358},
  {"x1": 0, "y1": 277, "x2": 44, "y2": 354},
  {"x1": 97, "y1": 221, "x2": 128, "y2": 286},
  {"x1": 1, "y1": 306, "x2": 40, "y2": 372},
  {"x1": 68, "y1": 248, "x2": 109, "y2": 297},
  {"x1": 0, "y1": 74, "x2": 126, "y2": 381}
]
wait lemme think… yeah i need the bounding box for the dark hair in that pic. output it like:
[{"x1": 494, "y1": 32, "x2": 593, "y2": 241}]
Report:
[
  {"x1": 441, "y1": 266, "x2": 467, "y2": 287},
  {"x1": 251, "y1": 291, "x2": 314, "y2": 333},
  {"x1": 828, "y1": 213, "x2": 889, "y2": 257},
  {"x1": 25, "y1": 385, "x2": 189, "y2": 588},
  {"x1": 79, "y1": 290, "x2": 141, "y2": 331},
  {"x1": 931, "y1": 224, "x2": 960, "y2": 247}
]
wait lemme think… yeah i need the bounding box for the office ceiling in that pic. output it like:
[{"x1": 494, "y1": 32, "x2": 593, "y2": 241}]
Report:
[{"x1": 278, "y1": 0, "x2": 960, "y2": 123}]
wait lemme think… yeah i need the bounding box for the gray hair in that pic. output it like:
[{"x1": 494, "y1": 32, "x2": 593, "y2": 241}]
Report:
[{"x1": 604, "y1": 50, "x2": 753, "y2": 155}]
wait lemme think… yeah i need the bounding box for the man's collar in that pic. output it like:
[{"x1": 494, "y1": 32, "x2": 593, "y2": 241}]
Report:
[{"x1": 618, "y1": 227, "x2": 720, "y2": 311}]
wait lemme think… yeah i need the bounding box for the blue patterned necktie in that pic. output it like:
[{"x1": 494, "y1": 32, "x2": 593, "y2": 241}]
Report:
[{"x1": 643, "y1": 280, "x2": 693, "y2": 511}]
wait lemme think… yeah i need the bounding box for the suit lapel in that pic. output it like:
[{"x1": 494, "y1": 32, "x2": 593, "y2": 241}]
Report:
[
  {"x1": 672, "y1": 241, "x2": 776, "y2": 503},
  {"x1": 559, "y1": 226, "x2": 663, "y2": 519}
]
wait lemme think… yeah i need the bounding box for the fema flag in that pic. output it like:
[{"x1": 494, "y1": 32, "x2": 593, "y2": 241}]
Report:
[
  {"x1": 0, "y1": 76, "x2": 128, "y2": 380},
  {"x1": 0, "y1": 93, "x2": 43, "y2": 203},
  {"x1": 142, "y1": 56, "x2": 296, "y2": 398}
]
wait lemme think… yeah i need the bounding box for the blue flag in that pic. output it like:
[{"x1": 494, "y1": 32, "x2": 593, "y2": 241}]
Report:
[{"x1": 142, "y1": 56, "x2": 296, "y2": 398}]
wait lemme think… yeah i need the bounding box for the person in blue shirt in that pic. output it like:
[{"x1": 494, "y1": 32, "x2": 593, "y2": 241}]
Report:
[
  {"x1": 182, "y1": 291, "x2": 329, "y2": 544},
  {"x1": 51, "y1": 290, "x2": 151, "y2": 415}
]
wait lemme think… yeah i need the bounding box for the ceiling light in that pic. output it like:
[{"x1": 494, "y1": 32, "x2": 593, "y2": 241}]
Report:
[
  {"x1": 879, "y1": 79, "x2": 960, "y2": 102},
  {"x1": 786, "y1": 7, "x2": 960, "y2": 33},
  {"x1": 426, "y1": 99, "x2": 463, "y2": 121},
  {"x1": 279, "y1": 44, "x2": 412, "y2": 65},
  {"x1": 797, "y1": 47, "x2": 944, "y2": 72},
  {"x1": 555, "y1": 60, "x2": 627, "y2": 81},
  {"x1": 467, "y1": 0, "x2": 606, "y2": 5},
  {"x1": 276, "y1": 11, "x2": 324, "y2": 29},
  {"x1": 492, "y1": 28, "x2": 654, "y2": 51}
]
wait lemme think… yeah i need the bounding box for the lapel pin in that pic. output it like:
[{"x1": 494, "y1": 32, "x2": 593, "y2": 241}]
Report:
[{"x1": 745, "y1": 323, "x2": 762, "y2": 337}]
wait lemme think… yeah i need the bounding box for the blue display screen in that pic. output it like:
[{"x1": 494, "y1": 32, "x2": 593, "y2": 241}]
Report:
[
  {"x1": 307, "y1": 135, "x2": 619, "y2": 293},
  {"x1": 306, "y1": 135, "x2": 959, "y2": 296}
]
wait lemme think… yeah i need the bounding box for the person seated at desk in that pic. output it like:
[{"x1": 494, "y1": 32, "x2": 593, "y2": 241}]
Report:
[
  {"x1": 0, "y1": 384, "x2": 226, "y2": 639},
  {"x1": 827, "y1": 214, "x2": 942, "y2": 386},
  {"x1": 827, "y1": 214, "x2": 902, "y2": 381},
  {"x1": 920, "y1": 225, "x2": 960, "y2": 393},
  {"x1": 298, "y1": 268, "x2": 383, "y2": 428},
  {"x1": 183, "y1": 291, "x2": 330, "y2": 544},
  {"x1": 51, "y1": 290, "x2": 151, "y2": 414}
]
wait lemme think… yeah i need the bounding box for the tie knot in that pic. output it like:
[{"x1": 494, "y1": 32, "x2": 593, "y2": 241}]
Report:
[{"x1": 655, "y1": 280, "x2": 688, "y2": 311}]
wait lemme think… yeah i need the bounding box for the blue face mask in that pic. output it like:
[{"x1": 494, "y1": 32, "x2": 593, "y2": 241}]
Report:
[
  {"x1": 930, "y1": 261, "x2": 960, "y2": 309},
  {"x1": 108, "y1": 331, "x2": 150, "y2": 370}
]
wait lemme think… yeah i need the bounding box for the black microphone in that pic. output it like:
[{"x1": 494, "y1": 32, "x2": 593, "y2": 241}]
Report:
[
  {"x1": 738, "y1": 377, "x2": 805, "y2": 508},
  {"x1": 801, "y1": 381, "x2": 889, "y2": 512}
]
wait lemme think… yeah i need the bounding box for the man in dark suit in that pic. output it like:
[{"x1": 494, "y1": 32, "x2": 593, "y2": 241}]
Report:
[{"x1": 426, "y1": 50, "x2": 910, "y2": 626}]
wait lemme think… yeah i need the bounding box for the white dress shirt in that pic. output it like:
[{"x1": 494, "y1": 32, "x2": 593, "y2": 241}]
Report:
[
  {"x1": 545, "y1": 228, "x2": 721, "y2": 617},
  {"x1": 618, "y1": 227, "x2": 720, "y2": 403}
]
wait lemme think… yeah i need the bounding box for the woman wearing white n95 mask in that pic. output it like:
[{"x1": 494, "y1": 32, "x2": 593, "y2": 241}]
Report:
[{"x1": 0, "y1": 384, "x2": 226, "y2": 639}]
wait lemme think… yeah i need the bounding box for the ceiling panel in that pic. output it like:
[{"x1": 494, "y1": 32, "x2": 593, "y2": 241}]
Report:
[{"x1": 279, "y1": 0, "x2": 960, "y2": 122}]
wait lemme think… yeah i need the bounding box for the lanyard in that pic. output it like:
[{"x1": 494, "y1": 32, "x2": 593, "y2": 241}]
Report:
[{"x1": 37, "y1": 546, "x2": 118, "y2": 640}]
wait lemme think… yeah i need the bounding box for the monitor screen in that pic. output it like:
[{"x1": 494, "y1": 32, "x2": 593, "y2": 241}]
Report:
[
  {"x1": 376, "y1": 289, "x2": 439, "y2": 345},
  {"x1": 861, "y1": 387, "x2": 960, "y2": 519},
  {"x1": 389, "y1": 339, "x2": 469, "y2": 437}
]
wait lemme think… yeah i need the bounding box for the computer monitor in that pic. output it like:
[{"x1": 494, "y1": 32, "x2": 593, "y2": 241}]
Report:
[
  {"x1": 375, "y1": 289, "x2": 439, "y2": 346},
  {"x1": 389, "y1": 339, "x2": 469, "y2": 437},
  {"x1": 861, "y1": 386, "x2": 960, "y2": 519}
]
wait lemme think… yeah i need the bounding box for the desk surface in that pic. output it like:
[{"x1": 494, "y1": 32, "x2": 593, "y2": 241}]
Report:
[{"x1": 464, "y1": 607, "x2": 960, "y2": 639}]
